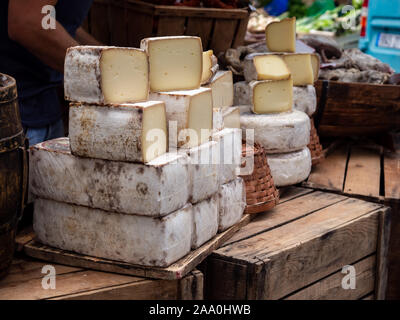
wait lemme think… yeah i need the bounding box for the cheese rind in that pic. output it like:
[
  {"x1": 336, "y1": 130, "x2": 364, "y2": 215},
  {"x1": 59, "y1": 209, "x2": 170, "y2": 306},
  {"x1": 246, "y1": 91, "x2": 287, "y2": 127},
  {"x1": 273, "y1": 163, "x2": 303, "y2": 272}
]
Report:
[
  {"x1": 34, "y1": 199, "x2": 193, "y2": 267},
  {"x1": 150, "y1": 88, "x2": 213, "y2": 149},
  {"x1": 267, "y1": 147, "x2": 312, "y2": 187},
  {"x1": 201, "y1": 50, "x2": 219, "y2": 85},
  {"x1": 212, "y1": 128, "x2": 242, "y2": 185},
  {"x1": 191, "y1": 195, "x2": 219, "y2": 249},
  {"x1": 293, "y1": 85, "x2": 317, "y2": 116},
  {"x1": 140, "y1": 36, "x2": 203, "y2": 92},
  {"x1": 244, "y1": 54, "x2": 291, "y2": 82},
  {"x1": 218, "y1": 178, "x2": 246, "y2": 232},
  {"x1": 240, "y1": 110, "x2": 310, "y2": 154},
  {"x1": 282, "y1": 54, "x2": 314, "y2": 86},
  {"x1": 30, "y1": 138, "x2": 190, "y2": 217},
  {"x1": 250, "y1": 78, "x2": 293, "y2": 114},
  {"x1": 234, "y1": 81, "x2": 251, "y2": 106},
  {"x1": 204, "y1": 71, "x2": 234, "y2": 108},
  {"x1": 265, "y1": 18, "x2": 296, "y2": 53},
  {"x1": 64, "y1": 46, "x2": 149, "y2": 104},
  {"x1": 69, "y1": 101, "x2": 167, "y2": 163}
]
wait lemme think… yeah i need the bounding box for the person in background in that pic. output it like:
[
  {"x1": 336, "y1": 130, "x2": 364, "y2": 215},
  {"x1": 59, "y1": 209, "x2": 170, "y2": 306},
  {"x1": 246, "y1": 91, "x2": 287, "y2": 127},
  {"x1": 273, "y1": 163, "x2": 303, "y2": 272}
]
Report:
[{"x1": 0, "y1": 0, "x2": 100, "y2": 146}]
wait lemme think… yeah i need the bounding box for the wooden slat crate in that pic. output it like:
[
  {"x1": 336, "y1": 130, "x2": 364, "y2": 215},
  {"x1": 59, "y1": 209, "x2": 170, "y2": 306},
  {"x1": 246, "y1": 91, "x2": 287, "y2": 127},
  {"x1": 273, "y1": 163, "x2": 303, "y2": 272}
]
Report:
[
  {"x1": 199, "y1": 187, "x2": 391, "y2": 300},
  {"x1": 314, "y1": 80, "x2": 400, "y2": 138},
  {"x1": 0, "y1": 257, "x2": 203, "y2": 300},
  {"x1": 86, "y1": 0, "x2": 249, "y2": 54},
  {"x1": 303, "y1": 142, "x2": 400, "y2": 300}
]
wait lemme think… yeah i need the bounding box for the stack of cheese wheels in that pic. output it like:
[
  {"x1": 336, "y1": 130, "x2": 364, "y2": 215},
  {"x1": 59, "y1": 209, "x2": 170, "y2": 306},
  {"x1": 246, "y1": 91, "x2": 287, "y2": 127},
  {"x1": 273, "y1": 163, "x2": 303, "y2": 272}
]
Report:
[
  {"x1": 30, "y1": 37, "x2": 247, "y2": 268},
  {"x1": 234, "y1": 18, "x2": 315, "y2": 187}
]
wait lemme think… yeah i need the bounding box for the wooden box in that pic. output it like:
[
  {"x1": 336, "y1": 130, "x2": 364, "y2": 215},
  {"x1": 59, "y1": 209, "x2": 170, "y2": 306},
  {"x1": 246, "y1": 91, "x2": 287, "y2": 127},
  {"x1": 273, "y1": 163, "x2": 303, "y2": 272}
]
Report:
[
  {"x1": 314, "y1": 80, "x2": 400, "y2": 138},
  {"x1": 200, "y1": 187, "x2": 391, "y2": 300},
  {"x1": 0, "y1": 257, "x2": 203, "y2": 300},
  {"x1": 87, "y1": 0, "x2": 249, "y2": 54}
]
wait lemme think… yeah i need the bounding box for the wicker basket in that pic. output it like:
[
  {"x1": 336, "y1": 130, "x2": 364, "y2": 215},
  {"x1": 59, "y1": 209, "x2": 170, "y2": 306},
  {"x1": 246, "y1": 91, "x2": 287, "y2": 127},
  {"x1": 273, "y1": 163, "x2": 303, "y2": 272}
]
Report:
[
  {"x1": 240, "y1": 143, "x2": 279, "y2": 215},
  {"x1": 308, "y1": 118, "x2": 324, "y2": 166}
]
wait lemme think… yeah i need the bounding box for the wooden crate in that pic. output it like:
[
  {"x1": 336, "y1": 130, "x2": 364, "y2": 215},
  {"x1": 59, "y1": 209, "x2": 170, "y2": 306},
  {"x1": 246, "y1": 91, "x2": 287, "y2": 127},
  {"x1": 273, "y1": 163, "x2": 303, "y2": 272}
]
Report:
[
  {"x1": 199, "y1": 187, "x2": 391, "y2": 300},
  {"x1": 314, "y1": 80, "x2": 400, "y2": 138},
  {"x1": 0, "y1": 257, "x2": 202, "y2": 300},
  {"x1": 86, "y1": 0, "x2": 249, "y2": 54},
  {"x1": 303, "y1": 142, "x2": 400, "y2": 300}
]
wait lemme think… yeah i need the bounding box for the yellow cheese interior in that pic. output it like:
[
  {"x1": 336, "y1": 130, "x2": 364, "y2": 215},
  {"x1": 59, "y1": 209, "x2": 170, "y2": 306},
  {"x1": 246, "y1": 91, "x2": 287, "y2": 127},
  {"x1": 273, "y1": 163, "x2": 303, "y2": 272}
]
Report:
[
  {"x1": 100, "y1": 49, "x2": 149, "y2": 104},
  {"x1": 142, "y1": 103, "x2": 168, "y2": 163},
  {"x1": 201, "y1": 50, "x2": 214, "y2": 83},
  {"x1": 223, "y1": 108, "x2": 240, "y2": 129},
  {"x1": 148, "y1": 38, "x2": 202, "y2": 92},
  {"x1": 252, "y1": 78, "x2": 293, "y2": 114},
  {"x1": 265, "y1": 18, "x2": 296, "y2": 53},
  {"x1": 310, "y1": 54, "x2": 320, "y2": 81},
  {"x1": 206, "y1": 71, "x2": 233, "y2": 108},
  {"x1": 254, "y1": 55, "x2": 291, "y2": 80},
  {"x1": 282, "y1": 54, "x2": 314, "y2": 85}
]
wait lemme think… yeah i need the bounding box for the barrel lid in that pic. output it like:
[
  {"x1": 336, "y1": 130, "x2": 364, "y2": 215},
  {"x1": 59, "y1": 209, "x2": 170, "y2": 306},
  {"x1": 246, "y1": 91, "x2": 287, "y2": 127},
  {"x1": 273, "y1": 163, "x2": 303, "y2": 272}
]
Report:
[{"x1": 0, "y1": 73, "x2": 17, "y2": 103}]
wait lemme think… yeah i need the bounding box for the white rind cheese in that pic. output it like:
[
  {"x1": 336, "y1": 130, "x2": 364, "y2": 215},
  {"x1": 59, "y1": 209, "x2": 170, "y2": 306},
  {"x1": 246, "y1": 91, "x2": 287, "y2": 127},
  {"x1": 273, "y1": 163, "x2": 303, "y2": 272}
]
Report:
[
  {"x1": 293, "y1": 85, "x2": 317, "y2": 117},
  {"x1": 191, "y1": 195, "x2": 219, "y2": 249},
  {"x1": 243, "y1": 53, "x2": 291, "y2": 82},
  {"x1": 141, "y1": 36, "x2": 203, "y2": 92},
  {"x1": 34, "y1": 198, "x2": 193, "y2": 267},
  {"x1": 150, "y1": 88, "x2": 213, "y2": 149},
  {"x1": 204, "y1": 71, "x2": 234, "y2": 108},
  {"x1": 212, "y1": 128, "x2": 242, "y2": 185},
  {"x1": 218, "y1": 178, "x2": 246, "y2": 232},
  {"x1": 69, "y1": 101, "x2": 167, "y2": 163},
  {"x1": 30, "y1": 138, "x2": 190, "y2": 217},
  {"x1": 265, "y1": 18, "x2": 296, "y2": 53},
  {"x1": 181, "y1": 141, "x2": 219, "y2": 204},
  {"x1": 213, "y1": 107, "x2": 225, "y2": 132},
  {"x1": 267, "y1": 147, "x2": 312, "y2": 187},
  {"x1": 240, "y1": 110, "x2": 310, "y2": 154},
  {"x1": 201, "y1": 50, "x2": 219, "y2": 85},
  {"x1": 64, "y1": 46, "x2": 149, "y2": 104},
  {"x1": 234, "y1": 81, "x2": 251, "y2": 106}
]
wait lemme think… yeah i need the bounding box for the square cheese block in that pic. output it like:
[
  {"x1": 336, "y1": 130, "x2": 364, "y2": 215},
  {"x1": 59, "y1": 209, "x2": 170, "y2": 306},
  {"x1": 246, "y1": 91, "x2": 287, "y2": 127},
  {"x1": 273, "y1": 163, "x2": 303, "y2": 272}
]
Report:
[
  {"x1": 181, "y1": 141, "x2": 219, "y2": 204},
  {"x1": 204, "y1": 71, "x2": 234, "y2": 108},
  {"x1": 244, "y1": 53, "x2": 291, "y2": 82},
  {"x1": 212, "y1": 128, "x2": 242, "y2": 185},
  {"x1": 191, "y1": 195, "x2": 219, "y2": 249},
  {"x1": 34, "y1": 199, "x2": 193, "y2": 267},
  {"x1": 218, "y1": 178, "x2": 246, "y2": 232},
  {"x1": 69, "y1": 101, "x2": 167, "y2": 163},
  {"x1": 250, "y1": 78, "x2": 293, "y2": 114},
  {"x1": 223, "y1": 107, "x2": 241, "y2": 129},
  {"x1": 30, "y1": 138, "x2": 190, "y2": 217},
  {"x1": 311, "y1": 53, "x2": 320, "y2": 81},
  {"x1": 201, "y1": 50, "x2": 218, "y2": 85},
  {"x1": 281, "y1": 54, "x2": 314, "y2": 86},
  {"x1": 141, "y1": 36, "x2": 203, "y2": 92},
  {"x1": 265, "y1": 18, "x2": 296, "y2": 53},
  {"x1": 150, "y1": 88, "x2": 213, "y2": 149},
  {"x1": 64, "y1": 46, "x2": 149, "y2": 104}
]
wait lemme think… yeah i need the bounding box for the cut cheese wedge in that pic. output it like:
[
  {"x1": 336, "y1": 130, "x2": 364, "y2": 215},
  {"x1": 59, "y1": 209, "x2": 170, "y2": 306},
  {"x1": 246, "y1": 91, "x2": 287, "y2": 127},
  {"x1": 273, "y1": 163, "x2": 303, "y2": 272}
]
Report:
[
  {"x1": 141, "y1": 36, "x2": 203, "y2": 92},
  {"x1": 30, "y1": 138, "x2": 190, "y2": 217},
  {"x1": 201, "y1": 50, "x2": 219, "y2": 85},
  {"x1": 150, "y1": 88, "x2": 213, "y2": 149},
  {"x1": 223, "y1": 107, "x2": 241, "y2": 129},
  {"x1": 311, "y1": 53, "x2": 321, "y2": 81},
  {"x1": 34, "y1": 199, "x2": 193, "y2": 267},
  {"x1": 64, "y1": 46, "x2": 149, "y2": 104},
  {"x1": 69, "y1": 101, "x2": 167, "y2": 163},
  {"x1": 265, "y1": 18, "x2": 296, "y2": 53},
  {"x1": 281, "y1": 54, "x2": 314, "y2": 86},
  {"x1": 250, "y1": 78, "x2": 293, "y2": 114},
  {"x1": 244, "y1": 53, "x2": 291, "y2": 82},
  {"x1": 204, "y1": 71, "x2": 233, "y2": 108}
]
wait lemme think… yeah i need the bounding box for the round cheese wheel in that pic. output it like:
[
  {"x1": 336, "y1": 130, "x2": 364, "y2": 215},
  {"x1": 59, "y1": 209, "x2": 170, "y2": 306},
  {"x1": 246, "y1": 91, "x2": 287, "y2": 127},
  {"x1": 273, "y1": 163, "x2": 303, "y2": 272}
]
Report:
[
  {"x1": 267, "y1": 147, "x2": 312, "y2": 187},
  {"x1": 293, "y1": 85, "x2": 317, "y2": 117},
  {"x1": 240, "y1": 110, "x2": 310, "y2": 154}
]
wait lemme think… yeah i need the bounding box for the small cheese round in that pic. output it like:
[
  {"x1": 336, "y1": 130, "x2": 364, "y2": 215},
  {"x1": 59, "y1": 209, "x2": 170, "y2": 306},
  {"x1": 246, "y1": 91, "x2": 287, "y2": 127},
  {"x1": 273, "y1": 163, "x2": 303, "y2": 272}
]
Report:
[
  {"x1": 240, "y1": 110, "x2": 311, "y2": 154},
  {"x1": 267, "y1": 147, "x2": 312, "y2": 187},
  {"x1": 293, "y1": 85, "x2": 317, "y2": 117}
]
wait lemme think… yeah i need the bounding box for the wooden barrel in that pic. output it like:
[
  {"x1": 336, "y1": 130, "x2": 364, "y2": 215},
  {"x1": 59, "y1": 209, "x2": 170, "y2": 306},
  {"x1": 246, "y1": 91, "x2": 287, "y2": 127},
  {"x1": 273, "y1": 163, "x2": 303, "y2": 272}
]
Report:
[{"x1": 0, "y1": 73, "x2": 28, "y2": 279}]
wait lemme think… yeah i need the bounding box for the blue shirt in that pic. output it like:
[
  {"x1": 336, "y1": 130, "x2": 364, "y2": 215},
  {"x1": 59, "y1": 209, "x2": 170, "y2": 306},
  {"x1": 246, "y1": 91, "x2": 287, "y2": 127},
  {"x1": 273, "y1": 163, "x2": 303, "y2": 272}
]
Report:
[{"x1": 0, "y1": 0, "x2": 93, "y2": 127}]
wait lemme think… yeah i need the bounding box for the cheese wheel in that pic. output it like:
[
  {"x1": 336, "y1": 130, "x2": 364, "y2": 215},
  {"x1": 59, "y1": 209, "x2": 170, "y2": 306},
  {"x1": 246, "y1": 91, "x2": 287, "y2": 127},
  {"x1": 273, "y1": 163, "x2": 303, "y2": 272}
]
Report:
[
  {"x1": 34, "y1": 198, "x2": 192, "y2": 267},
  {"x1": 191, "y1": 195, "x2": 219, "y2": 249},
  {"x1": 240, "y1": 110, "x2": 310, "y2": 154},
  {"x1": 218, "y1": 178, "x2": 246, "y2": 232},
  {"x1": 30, "y1": 138, "x2": 190, "y2": 217},
  {"x1": 234, "y1": 81, "x2": 251, "y2": 106},
  {"x1": 293, "y1": 85, "x2": 317, "y2": 117},
  {"x1": 267, "y1": 147, "x2": 312, "y2": 187}
]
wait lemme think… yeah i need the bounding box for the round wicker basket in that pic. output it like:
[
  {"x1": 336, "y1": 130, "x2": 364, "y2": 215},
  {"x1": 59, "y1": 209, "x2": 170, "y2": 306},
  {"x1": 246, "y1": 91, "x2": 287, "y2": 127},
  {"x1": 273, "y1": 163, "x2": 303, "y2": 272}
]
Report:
[
  {"x1": 240, "y1": 143, "x2": 279, "y2": 215},
  {"x1": 308, "y1": 118, "x2": 324, "y2": 166}
]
